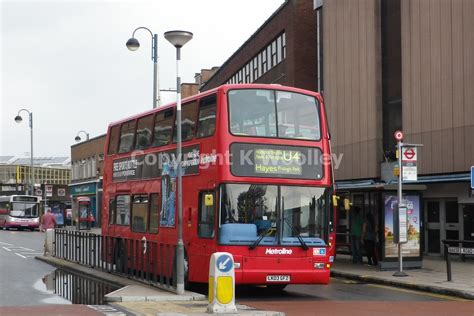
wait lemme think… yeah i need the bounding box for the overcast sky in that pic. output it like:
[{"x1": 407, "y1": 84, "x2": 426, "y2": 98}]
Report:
[{"x1": 0, "y1": 0, "x2": 285, "y2": 158}]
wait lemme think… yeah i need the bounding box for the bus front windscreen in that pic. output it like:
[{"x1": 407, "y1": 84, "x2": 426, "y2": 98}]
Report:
[
  {"x1": 10, "y1": 203, "x2": 39, "y2": 218},
  {"x1": 228, "y1": 89, "x2": 321, "y2": 140},
  {"x1": 220, "y1": 184, "x2": 329, "y2": 242}
]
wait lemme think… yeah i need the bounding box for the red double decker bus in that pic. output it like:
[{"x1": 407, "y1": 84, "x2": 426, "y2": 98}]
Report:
[{"x1": 102, "y1": 84, "x2": 336, "y2": 289}]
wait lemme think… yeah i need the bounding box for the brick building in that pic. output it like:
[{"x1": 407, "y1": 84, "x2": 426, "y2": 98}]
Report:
[{"x1": 70, "y1": 134, "x2": 106, "y2": 226}]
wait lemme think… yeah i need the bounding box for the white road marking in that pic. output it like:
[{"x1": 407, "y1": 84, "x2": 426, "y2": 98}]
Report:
[
  {"x1": 15, "y1": 253, "x2": 27, "y2": 259},
  {"x1": 2, "y1": 247, "x2": 12, "y2": 251},
  {"x1": 0, "y1": 242, "x2": 13, "y2": 246}
]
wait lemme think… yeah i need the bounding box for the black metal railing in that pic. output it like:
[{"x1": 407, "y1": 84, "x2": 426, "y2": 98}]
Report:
[
  {"x1": 53, "y1": 229, "x2": 177, "y2": 292},
  {"x1": 442, "y1": 239, "x2": 474, "y2": 282}
]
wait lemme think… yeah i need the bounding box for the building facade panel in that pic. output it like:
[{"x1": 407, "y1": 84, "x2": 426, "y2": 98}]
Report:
[
  {"x1": 401, "y1": 0, "x2": 474, "y2": 175},
  {"x1": 323, "y1": 0, "x2": 382, "y2": 180}
]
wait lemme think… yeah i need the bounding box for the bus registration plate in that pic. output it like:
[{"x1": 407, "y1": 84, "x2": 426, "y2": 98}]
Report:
[{"x1": 266, "y1": 275, "x2": 290, "y2": 282}]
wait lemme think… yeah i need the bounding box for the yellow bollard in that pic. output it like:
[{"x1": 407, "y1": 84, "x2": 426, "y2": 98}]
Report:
[{"x1": 207, "y1": 252, "x2": 237, "y2": 314}]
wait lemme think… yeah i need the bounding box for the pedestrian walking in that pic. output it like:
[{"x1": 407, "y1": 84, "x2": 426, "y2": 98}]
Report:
[
  {"x1": 350, "y1": 206, "x2": 363, "y2": 264},
  {"x1": 362, "y1": 212, "x2": 378, "y2": 266},
  {"x1": 40, "y1": 208, "x2": 56, "y2": 255},
  {"x1": 40, "y1": 208, "x2": 57, "y2": 231}
]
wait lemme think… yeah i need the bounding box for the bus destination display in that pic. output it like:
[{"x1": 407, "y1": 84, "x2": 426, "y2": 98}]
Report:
[
  {"x1": 254, "y1": 149, "x2": 302, "y2": 176},
  {"x1": 231, "y1": 143, "x2": 323, "y2": 180}
]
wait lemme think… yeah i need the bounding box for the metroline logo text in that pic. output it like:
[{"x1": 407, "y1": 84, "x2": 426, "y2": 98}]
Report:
[{"x1": 265, "y1": 248, "x2": 293, "y2": 255}]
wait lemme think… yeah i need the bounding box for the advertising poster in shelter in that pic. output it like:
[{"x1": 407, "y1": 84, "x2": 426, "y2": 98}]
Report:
[{"x1": 384, "y1": 194, "x2": 421, "y2": 258}]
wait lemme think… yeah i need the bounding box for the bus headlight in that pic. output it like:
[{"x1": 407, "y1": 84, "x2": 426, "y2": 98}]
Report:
[
  {"x1": 234, "y1": 262, "x2": 241, "y2": 269},
  {"x1": 9, "y1": 217, "x2": 17, "y2": 222},
  {"x1": 314, "y1": 262, "x2": 325, "y2": 269},
  {"x1": 33, "y1": 217, "x2": 39, "y2": 222}
]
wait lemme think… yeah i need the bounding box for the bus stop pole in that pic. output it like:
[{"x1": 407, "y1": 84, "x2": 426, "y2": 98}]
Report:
[{"x1": 394, "y1": 139, "x2": 408, "y2": 277}]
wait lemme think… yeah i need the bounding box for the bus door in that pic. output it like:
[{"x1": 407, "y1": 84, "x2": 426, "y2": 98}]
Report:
[{"x1": 188, "y1": 191, "x2": 217, "y2": 282}]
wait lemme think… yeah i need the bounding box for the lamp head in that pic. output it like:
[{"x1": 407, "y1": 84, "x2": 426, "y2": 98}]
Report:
[
  {"x1": 75, "y1": 136, "x2": 81, "y2": 142},
  {"x1": 164, "y1": 30, "x2": 193, "y2": 48},
  {"x1": 126, "y1": 37, "x2": 140, "y2": 51},
  {"x1": 14, "y1": 115, "x2": 23, "y2": 123}
]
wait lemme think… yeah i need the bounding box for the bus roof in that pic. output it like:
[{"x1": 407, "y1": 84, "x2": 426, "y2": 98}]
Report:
[{"x1": 107, "y1": 84, "x2": 321, "y2": 128}]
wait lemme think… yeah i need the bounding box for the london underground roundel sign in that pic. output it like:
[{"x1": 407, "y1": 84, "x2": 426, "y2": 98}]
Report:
[{"x1": 394, "y1": 130, "x2": 403, "y2": 141}]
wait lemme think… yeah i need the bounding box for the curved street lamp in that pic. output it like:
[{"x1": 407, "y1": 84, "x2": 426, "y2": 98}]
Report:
[
  {"x1": 126, "y1": 26, "x2": 161, "y2": 108},
  {"x1": 75, "y1": 130, "x2": 90, "y2": 142},
  {"x1": 164, "y1": 30, "x2": 193, "y2": 295},
  {"x1": 14, "y1": 108, "x2": 34, "y2": 195}
]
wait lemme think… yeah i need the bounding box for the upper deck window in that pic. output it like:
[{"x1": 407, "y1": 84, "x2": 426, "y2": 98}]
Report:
[
  {"x1": 228, "y1": 89, "x2": 321, "y2": 141},
  {"x1": 173, "y1": 101, "x2": 197, "y2": 142},
  {"x1": 118, "y1": 120, "x2": 136, "y2": 153},
  {"x1": 108, "y1": 125, "x2": 120, "y2": 155},
  {"x1": 196, "y1": 95, "x2": 217, "y2": 138},
  {"x1": 152, "y1": 109, "x2": 174, "y2": 147},
  {"x1": 135, "y1": 114, "x2": 154, "y2": 150}
]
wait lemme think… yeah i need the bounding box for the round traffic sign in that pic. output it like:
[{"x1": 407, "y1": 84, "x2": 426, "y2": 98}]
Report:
[
  {"x1": 216, "y1": 254, "x2": 233, "y2": 273},
  {"x1": 404, "y1": 148, "x2": 415, "y2": 160},
  {"x1": 394, "y1": 130, "x2": 403, "y2": 141}
]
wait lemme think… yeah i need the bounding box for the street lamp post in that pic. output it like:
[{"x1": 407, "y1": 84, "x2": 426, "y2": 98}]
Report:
[
  {"x1": 14, "y1": 109, "x2": 34, "y2": 195},
  {"x1": 75, "y1": 130, "x2": 90, "y2": 142},
  {"x1": 126, "y1": 27, "x2": 161, "y2": 108},
  {"x1": 164, "y1": 30, "x2": 193, "y2": 295}
]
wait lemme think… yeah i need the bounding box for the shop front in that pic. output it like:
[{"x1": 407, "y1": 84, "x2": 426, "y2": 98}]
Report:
[{"x1": 69, "y1": 180, "x2": 101, "y2": 229}]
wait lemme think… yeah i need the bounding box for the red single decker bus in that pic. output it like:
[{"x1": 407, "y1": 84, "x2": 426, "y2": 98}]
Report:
[{"x1": 102, "y1": 84, "x2": 336, "y2": 289}]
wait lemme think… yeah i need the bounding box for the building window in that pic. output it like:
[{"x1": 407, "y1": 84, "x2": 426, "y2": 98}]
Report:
[
  {"x1": 271, "y1": 40, "x2": 277, "y2": 66},
  {"x1": 262, "y1": 51, "x2": 268, "y2": 73},
  {"x1": 277, "y1": 35, "x2": 282, "y2": 63},
  {"x1": 267, "y1": 46, "x2": 272, "y2": 69},
  {"x1": 253, "y1": 56, "x2": 259, "y2": 80},
  {"x1": 245, "y1": 64, "x2": 251, "y2": 83},
  {"x1": 225, "y1": 32, "x2": 287, "y2": 86}
]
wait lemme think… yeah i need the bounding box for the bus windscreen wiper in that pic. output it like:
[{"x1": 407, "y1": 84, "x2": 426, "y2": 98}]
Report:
[
  {"x1": 249, "y1": 226, "x2": 272, "y2": 250},
  {"x1": 283, "y1": 216, "x2": 309, "y2": 250}
]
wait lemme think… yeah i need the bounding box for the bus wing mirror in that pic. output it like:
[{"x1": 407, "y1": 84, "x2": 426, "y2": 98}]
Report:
[
  {"x1": 205, "y1": 194, "x2": 214, "y2": 207},
  {"x1": 332, "y1": 195, "x2": 339, "y2": 207},
  {"x1": 344, "y1": 198, "x2": 352, "y2": 211}
]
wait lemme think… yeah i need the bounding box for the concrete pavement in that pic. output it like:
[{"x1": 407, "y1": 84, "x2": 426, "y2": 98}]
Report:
[
  {"x1": 36, "y1": 255, "x2": 283, "y2": 315},
  {"x1": 331, "y1": 254, "x2": 474, "y2": 300}
]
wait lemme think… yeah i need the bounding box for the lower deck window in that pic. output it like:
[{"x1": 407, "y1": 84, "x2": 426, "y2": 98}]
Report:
[{"x1": 131, "y1": 195, "x2": 148, "y2": 232}]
